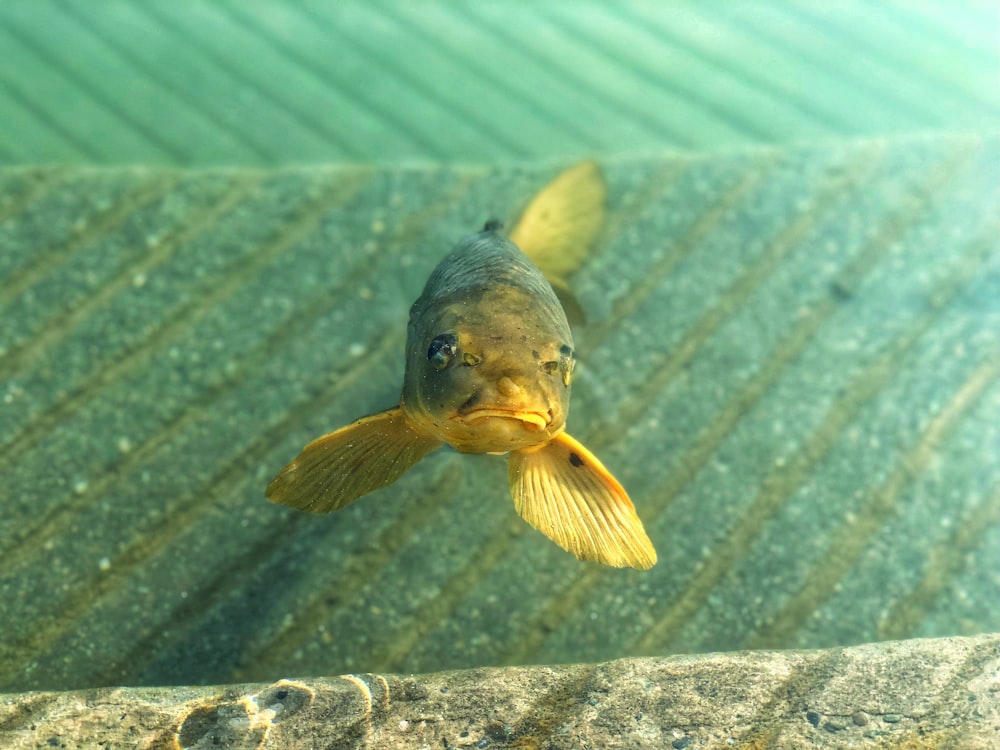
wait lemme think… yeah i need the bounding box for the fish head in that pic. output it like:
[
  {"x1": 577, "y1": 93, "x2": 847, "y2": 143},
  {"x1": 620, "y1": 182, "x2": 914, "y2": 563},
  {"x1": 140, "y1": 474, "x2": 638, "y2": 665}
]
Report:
[{"x1": 402, "y1": 286, "x2": 575, "y2": 453}]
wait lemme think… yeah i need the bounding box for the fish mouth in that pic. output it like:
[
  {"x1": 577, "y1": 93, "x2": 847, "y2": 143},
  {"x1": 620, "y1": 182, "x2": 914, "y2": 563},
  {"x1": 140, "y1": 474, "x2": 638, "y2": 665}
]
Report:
[{"x1": 454, "y1": 408, "x2": 551, "y2": 431}]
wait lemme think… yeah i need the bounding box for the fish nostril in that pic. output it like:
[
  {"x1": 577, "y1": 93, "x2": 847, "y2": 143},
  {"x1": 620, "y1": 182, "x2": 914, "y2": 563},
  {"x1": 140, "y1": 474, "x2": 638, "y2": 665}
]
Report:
[{"x1": 497, "y1": 376, "x2": 521, "y2": 398}]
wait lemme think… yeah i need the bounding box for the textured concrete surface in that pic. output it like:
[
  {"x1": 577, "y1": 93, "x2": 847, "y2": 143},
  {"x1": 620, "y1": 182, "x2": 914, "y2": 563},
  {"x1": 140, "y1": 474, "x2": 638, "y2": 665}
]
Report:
[
  {"x1": 1, "y1": 634, "x2": 997, "y2": 749},
  {"x1": 0, "y1": 1, "x2": 997, "y2": 166},
  {"x1": 1, "y1": 134, "x2": 999, "y2": 694}
]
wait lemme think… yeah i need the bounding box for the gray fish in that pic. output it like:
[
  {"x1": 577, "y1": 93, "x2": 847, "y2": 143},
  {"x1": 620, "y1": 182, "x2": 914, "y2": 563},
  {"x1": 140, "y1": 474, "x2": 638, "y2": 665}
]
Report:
[{"x1": 267, "y1": 163, "x2": 656, "y2": 569}]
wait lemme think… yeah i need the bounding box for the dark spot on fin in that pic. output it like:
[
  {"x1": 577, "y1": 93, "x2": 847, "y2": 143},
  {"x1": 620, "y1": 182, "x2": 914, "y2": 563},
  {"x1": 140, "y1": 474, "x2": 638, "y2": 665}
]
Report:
[
  {"x1": 483, "y1": 219, "x2": 504, "y2": 233},
  {"x1": 506, "y1": 431, "x2": 657, "y2": 569}
]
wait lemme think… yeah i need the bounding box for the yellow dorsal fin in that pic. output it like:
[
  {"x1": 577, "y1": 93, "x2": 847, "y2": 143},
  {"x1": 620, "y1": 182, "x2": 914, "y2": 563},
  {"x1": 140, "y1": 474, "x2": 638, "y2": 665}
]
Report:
[
  {"x1": 266, "y1": 407, "x2": 441, "y2": 513},
  {"x1": 507, "y1": 432, "x2": 657, "y2": 570},
  {"x1": 509, "y1": 160, "x2": 607, "y2": 285}
]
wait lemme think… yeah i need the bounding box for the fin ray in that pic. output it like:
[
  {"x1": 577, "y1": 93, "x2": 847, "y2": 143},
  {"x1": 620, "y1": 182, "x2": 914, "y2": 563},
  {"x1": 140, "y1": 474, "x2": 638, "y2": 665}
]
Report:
[
  {"x1": 267, "y1": 407, "x2": 442, "y2": 513},
  {"x1": 508, "y1": 432, "x2": 657, "y2": 569}
]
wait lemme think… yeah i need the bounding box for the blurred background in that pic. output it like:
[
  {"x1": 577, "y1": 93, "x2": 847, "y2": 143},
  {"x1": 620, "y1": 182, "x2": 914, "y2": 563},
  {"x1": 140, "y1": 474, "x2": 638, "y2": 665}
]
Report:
[{"x1": 1, "y1": 1, "x2": 997, "y2": 166}]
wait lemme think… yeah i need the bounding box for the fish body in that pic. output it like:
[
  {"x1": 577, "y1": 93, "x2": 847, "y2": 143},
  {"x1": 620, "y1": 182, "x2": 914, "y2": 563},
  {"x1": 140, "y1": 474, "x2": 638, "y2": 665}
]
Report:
[
  {"x1": 402, "y1": 230, "x2": 572, "y2": 455},
  {"x1": 267, "y1": 163, "x2": 657, "y2": 570}
]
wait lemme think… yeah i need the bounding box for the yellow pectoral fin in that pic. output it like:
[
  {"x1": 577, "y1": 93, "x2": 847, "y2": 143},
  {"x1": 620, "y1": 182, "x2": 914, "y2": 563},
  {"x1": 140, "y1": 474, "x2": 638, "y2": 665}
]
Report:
[
  {"x1": 509, "y1": 160, "x2": 607, "y2": 282},
  {"x1": 507, "y1": 433, "x2": 657, "y2": 570},
  {"x1": 266, "y1": 407, "x2": 442, "y2": 514}
]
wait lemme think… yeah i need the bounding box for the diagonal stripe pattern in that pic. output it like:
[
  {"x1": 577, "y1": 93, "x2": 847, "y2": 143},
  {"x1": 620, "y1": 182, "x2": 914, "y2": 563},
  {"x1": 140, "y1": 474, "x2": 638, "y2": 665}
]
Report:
[{"x1": 0, "y1": 134, "x2": 998, "y2": 693}]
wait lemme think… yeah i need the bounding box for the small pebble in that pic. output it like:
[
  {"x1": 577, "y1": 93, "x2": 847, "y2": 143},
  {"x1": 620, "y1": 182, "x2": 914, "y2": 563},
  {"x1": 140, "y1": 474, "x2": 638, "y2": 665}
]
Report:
[
  {"x1": 883, "y1": 713, "x2": 902, "y2": 723},
  {"x1": 805, "y1": 710, "x2": 821, "y2": 727},
  {"x1": 852, "y1": 711, "x2": 869, "y2": 726},
  {"x1": 672, "y1": 737, "x2": 692, "y2": 749}
]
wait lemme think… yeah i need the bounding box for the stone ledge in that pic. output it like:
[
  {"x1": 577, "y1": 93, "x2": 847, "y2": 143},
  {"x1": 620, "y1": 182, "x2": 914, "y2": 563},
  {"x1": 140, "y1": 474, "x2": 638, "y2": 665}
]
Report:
[{"x1": 1, "y1": 633, "x2": 997, "y2": 749}]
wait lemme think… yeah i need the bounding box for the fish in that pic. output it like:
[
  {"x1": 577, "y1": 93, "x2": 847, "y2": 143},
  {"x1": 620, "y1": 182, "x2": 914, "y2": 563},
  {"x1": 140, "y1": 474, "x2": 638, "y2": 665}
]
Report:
[{"x1": 266, "y1": 162, "x2": 657, "y2": 570}]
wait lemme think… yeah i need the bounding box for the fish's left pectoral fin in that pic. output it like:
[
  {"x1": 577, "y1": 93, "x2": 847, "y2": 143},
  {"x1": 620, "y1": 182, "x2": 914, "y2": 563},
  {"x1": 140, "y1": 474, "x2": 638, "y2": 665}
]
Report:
[
  {"x1": 507, "y1": 433, "x2": 657, "y2": 570},
  {"x1": 547, "y1": 275, "x2": 587, "y2": 327},
  {"x1": 266, "y1": 407, "x2": 442, "y2": 514}
]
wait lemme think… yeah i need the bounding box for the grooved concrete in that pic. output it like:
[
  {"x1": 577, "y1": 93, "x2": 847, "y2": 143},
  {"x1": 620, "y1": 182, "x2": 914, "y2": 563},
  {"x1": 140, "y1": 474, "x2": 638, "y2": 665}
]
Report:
[{"x1": 1, "y1": 134, "x2": 998, "y2": 693}]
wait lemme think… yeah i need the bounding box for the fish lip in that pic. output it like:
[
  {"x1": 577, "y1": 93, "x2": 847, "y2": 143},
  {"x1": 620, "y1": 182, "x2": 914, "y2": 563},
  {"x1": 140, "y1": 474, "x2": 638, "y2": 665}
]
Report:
[{"x1": 453, "y1": 408, "x2": 551, "y2": 430}]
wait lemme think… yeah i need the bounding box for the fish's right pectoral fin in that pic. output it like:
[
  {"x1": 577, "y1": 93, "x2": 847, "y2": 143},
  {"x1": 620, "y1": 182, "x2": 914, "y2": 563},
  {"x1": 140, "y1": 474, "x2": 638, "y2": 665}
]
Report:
[
  {"x1": 507, "y1": 433, "x2": 657, "y2": 570},
  {"x1": 266, "y1": 407, "x2": 442, "y2": 513}
]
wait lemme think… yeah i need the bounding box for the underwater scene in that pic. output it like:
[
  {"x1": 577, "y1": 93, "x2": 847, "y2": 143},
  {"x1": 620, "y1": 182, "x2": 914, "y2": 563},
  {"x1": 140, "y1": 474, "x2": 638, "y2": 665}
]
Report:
[{"x1": 1, "y1": 2, "x2": 998, "y2": 747}]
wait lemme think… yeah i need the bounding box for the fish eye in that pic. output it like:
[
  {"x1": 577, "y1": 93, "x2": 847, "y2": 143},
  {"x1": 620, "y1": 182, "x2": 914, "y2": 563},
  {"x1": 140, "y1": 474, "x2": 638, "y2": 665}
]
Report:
[
  {"x1": 427, "y1": 333, "x2": 458, "y2": 370},
  {"x1": 559, "y1": 345, "x2": 575, "y2": 386}
]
